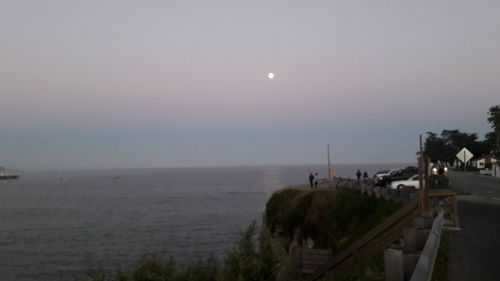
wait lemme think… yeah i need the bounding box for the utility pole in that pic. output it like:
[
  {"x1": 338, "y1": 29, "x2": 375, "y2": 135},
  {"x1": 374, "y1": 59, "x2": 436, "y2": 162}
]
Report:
[
  {"x1": 464, "y1": 150, "x2": 467, "y2": 172},
  {"x1": 327, "y1": 142, "x2": 332, "y2": 185},
  {"x1": 419, "y1": 134, "x2": 429, "y2": 212}
]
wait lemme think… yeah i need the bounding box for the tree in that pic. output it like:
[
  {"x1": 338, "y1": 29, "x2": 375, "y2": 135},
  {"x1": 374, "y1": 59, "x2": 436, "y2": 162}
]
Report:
[
  {"x1": 223, "y1": 221, "x2": 280, "y2": 281},
  {"x1": 484, "y1": 132, "x2": 496, "y2": 149},
  {"x1": 424, "y1": 132, "x2": 449, "y2": 166},
  {"x1": 424, "y1": 130, "x2": 491, "y2": 167},
  {"x1": 440, "y1": 129, "x2": 478, "y2": 165},
  {"x1": 441, "y1": 129, "x2": 478, "y2": 150},
  {"x1": 487, "y1": 105, "x2": 500, "y2": 157}
]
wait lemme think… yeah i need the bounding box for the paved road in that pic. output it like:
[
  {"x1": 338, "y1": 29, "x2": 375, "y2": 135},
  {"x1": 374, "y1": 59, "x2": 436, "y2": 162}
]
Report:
[
  {"x1": 447, "y1": 172, "x2": 500, "y2": 281},
  {"x1": 448, "y1": 171, "x2": 500, "y2": 200}
]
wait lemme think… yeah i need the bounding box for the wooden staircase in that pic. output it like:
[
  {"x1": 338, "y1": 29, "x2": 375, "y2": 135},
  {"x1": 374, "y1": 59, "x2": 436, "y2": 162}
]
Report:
[{"x1": 300, "y1": 249, "x2": 334, "y2": 274}]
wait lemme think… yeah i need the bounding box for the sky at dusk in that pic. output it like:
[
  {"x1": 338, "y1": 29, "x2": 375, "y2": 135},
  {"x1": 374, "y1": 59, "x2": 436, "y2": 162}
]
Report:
[{"x1": 1, "y1": 0, "x2": 499, "y2": 169}]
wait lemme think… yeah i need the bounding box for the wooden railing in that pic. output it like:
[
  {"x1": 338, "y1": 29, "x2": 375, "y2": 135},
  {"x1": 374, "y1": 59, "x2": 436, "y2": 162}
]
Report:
[{"x1": 428, "y1": 189, "x2": 460, "y2": 227}]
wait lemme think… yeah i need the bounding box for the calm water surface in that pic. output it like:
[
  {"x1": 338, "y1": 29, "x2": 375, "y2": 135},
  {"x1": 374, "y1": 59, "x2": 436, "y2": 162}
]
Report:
[{"x1": 0, "y1": 164, "x2": 410, "y2": 280}]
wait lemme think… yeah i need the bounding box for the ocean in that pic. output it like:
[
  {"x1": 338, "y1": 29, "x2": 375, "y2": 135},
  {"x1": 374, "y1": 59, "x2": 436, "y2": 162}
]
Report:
[{"x1": 0, "y1": 163, "x2": 411, "y2": 280}]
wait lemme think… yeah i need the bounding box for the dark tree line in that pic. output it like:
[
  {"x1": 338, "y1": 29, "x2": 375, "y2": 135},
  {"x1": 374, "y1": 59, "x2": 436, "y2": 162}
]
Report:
[
  {"x1": 423, "y1": 105, "x2": 499, "y2": 167},
  {"x1": 488, "y1": 105, "x2": 500, "y2": 155},
  {"x1": 423, "y1": 130, "x2": 493, "y2": 167}
]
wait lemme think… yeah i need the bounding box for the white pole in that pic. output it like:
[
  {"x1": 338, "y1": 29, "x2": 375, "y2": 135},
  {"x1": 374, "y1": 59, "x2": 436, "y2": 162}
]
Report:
[{"x1": 464, "y1": 150, "x2": 466, "y2": 172}]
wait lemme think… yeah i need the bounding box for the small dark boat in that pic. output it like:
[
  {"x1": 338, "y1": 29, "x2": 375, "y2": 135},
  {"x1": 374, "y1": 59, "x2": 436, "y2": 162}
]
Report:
[
  {"x1": 0, "y1": 173, "x2": 19, "y2": 180},
  {"x1": 0, "y1": 167, "x2": 19, "y2": 180}
]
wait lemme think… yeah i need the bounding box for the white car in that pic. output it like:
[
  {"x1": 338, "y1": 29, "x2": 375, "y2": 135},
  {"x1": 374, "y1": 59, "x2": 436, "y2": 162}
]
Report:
[{"x1": 390, "y1": 175, "x2": 421, "y2": 190}]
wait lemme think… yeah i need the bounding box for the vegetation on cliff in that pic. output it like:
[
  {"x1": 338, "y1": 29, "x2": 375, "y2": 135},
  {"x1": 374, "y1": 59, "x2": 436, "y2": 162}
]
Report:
[
  {"x1": 322, "y1": 253, "x2": 385, "y2": 281},
  {"x1": 265, "y1": 188, "x2": 402, "y2": 251}
]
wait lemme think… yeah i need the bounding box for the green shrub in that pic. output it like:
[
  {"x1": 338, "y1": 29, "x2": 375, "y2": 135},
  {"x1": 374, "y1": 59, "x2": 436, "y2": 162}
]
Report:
[
  {"x1": 265, "y1": 189, "x2": 300, "y2": 228},
  {"x1": 131, "y1": 255, "x2": 176, "y2": 281},
  {"x1": 431, "y1": 230, "x2": 450, "y2": 281},
  {"x1": 280, "y1": 191, "x2": 315, "y2": 237},
  {"x1": 223, "y1": 221, "x2": 280, "y2": 281},
  {"x1": 77, "y1": 222, "x2": 280, "y2": 281},
  {"x1": 322, "y1": 253, "x2": 385, "y2": 281}
]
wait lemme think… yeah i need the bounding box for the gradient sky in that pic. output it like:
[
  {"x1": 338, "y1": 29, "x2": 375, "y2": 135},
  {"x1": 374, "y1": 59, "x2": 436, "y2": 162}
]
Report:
[{"x1": 1, "y1": 0, "x2": 499, "y2": 169}]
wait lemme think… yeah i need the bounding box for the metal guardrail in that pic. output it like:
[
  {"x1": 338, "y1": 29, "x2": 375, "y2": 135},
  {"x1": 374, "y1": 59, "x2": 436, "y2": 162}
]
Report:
[{"x1": 409, "y1": 210, "x2": 444, "y2": 281}]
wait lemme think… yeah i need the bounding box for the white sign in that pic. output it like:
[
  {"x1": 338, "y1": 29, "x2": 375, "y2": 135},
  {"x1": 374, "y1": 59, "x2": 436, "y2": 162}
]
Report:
[{"x1": 456, "y1": 147, "x2": 474, "y2": 163}]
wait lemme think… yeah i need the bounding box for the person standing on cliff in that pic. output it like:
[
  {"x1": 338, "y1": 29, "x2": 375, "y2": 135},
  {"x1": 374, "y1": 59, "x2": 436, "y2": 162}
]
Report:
[
  {"x1": 363, "y1": 171, "x2": 368, "y2": 184},
  {"x1": 314, "y1": 173, "x2": 319, "y2": 188},
  {"x1": 309, "y1": 172, "x2": 314, "y2": 188},
  {"x1": 356, "y1": 169, "x2": 362, "y2": 183}
]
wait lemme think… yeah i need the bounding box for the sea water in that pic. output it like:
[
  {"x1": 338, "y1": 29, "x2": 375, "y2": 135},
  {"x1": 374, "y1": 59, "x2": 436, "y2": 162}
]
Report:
[{"x1": 0, "y1": 164, "x2": 410, "y2": 280}]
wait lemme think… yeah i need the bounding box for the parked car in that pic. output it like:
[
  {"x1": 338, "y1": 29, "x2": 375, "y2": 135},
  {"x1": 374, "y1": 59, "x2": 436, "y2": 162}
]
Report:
[
  {"x1": 390, "y1": 175, "x2": 420, "y2": 190},
  {"x1": 429, "y1": 172, "x2": 451, "y2": 189},
  {"x1": 430, "y1": 165, "x2": 448, "y2": 175},
  {"x1": 374, "y1": 169, "x2": 399, "y2": 182},
  {"x1": 373, "y1": 170, "x2": 389, "y2": 178},
  {"x1": 401, "y1": 166, "x2": 419, "y2": 174},
  {"x1": 376, "y1": 169, "x2": 417, "y2": 187},
  {"x1": 374, "y1": 169, "x2": 402, "y2": 184}
]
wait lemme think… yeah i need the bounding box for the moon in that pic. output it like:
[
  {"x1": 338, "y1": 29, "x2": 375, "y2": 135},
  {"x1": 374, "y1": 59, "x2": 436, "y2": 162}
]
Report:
[{"x1": 268, "y1": 72, "x2": 274, "y2": 79}]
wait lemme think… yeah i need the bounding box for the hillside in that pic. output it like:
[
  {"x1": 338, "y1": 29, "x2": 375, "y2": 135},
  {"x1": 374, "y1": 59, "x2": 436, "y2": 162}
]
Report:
[{"x1": 265, "y1": 187, "x2": 402, "y2": 251}]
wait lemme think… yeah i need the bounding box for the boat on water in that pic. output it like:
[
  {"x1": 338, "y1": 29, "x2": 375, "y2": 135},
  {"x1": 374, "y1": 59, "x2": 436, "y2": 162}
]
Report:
[
  {"x1": 0, "y1": 173, "x2": 19, "y2": 180},
  {"x1": 0, "y1": 167, "x2": 19, "y2": 180}
]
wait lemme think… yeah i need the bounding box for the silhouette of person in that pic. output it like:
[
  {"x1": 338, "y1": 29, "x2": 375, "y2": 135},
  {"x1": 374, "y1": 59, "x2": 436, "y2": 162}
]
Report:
[
  {"x1": 363, "y1": 171, "x2": 368, "y2": 184},
  {"x1": 309, "y1": 172, "x2": 314, "y2": 188},
  {"x1": 356, "y1": 169, "x2": 362, "y2": 183}
]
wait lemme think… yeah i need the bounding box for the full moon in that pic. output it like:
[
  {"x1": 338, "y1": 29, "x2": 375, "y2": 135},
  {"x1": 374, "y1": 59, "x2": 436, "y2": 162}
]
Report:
[{"x1": 268, "y1": 72, "x2": 274, "y2": 79}]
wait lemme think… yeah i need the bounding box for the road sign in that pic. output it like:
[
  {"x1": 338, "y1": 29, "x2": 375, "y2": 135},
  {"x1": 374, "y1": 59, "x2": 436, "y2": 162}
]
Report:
[{"x1": 456, "y1": 147, "x2": 474, "y2": 163}]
